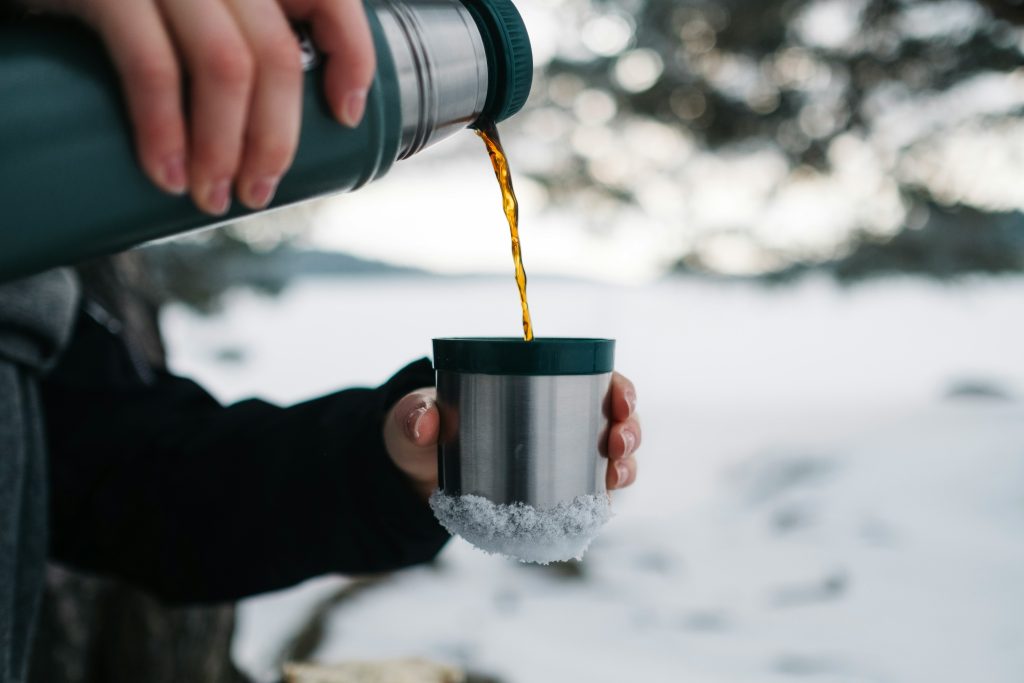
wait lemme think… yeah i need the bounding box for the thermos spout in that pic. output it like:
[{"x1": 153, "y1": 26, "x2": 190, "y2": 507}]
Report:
[{"x1": 375, "y1": 0, "x2": 533, "y2": 158}]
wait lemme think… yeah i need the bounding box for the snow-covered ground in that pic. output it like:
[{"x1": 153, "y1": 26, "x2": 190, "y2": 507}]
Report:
[{"x1": 162, "y1": 274, "x2": 1024, "y2": 683}]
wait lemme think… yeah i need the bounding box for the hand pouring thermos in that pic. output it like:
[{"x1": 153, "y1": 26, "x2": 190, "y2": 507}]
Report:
[{"x1": 0, "y1": 0, "x2": 532, "y2": 282}]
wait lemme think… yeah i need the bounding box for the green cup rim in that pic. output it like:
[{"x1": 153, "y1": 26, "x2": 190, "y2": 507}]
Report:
[{"x1": 432, "y1": 337, "x2": 615, "y2": 375}]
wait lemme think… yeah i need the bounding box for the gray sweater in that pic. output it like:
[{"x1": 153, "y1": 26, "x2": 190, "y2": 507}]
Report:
[{"x1": 0, "y1": 270, "x2": 78, "y2": 683}]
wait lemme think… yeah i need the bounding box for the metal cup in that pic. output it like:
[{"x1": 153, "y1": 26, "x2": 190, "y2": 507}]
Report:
[{"x1": 433, "y1": 337, "x2": 615, "y2": 510}]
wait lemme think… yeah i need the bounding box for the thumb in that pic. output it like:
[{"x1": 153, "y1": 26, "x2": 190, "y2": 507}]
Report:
[
  {"x1": 383, "y1": 388, "x2": 440, "y2": 499},
  {"x1": 390, "y1": 389, "x2": 440, "y2": 448}
]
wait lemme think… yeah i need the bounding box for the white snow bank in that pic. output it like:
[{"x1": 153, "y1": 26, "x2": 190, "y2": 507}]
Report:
[{"x1": 162, "y1": 275, "x2": 1024, "y2": 683}]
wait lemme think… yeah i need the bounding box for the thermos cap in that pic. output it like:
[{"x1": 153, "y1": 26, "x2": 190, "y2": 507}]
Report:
[
  {"x1": 433, "y1": 337, "x2": 615, "y2": 375},
  {"x1": 462, "y1": 0, "x2": 533, "y2": 123}
]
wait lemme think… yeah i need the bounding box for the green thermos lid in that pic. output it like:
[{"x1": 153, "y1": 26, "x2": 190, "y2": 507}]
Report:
[{"x1": 462, "y1": 0, "x2": 533, "y2": 123}]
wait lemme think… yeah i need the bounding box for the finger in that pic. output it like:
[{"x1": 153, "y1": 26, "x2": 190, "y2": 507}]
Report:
[
  {"x1": 383, "y1": 388, "x2": 440, "y2": 499},
  {"x1": 391, "y1": 389, "x2": 440, "y2": 447},
  {"x1": 160, "y1": 0, "x2": 256, "y2": 215},
  {"x1": 607, "y1": 455, "x2": 637, "y2": 490},
  {"x1": 609, "y1": 372, "x2": 638, "y2": 422},
  {"x1": 606, "y1": 418, "x2": 642, "y2": 461},
  {"x1": 89, "y1": 0, "x2": 188, "y2": 195},
  {"x1": 283, "y1": 0, "x2": 376, "y2": 126},
  {"x1": 224, "y1": 0, "x2": 303, "y2": 209}
]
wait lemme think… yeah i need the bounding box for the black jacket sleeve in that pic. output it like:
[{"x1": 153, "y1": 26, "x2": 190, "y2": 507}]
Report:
[{"x1": 39, "y1": 308, "x2": 449, "y2": 605}]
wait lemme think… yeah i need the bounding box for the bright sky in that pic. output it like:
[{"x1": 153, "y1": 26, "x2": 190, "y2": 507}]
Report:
[{"x1": 277, "y1": 0, "x2": 1024, "y2": 280}]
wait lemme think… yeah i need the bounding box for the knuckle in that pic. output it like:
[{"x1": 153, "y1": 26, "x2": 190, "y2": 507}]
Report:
[
  {"x1": 258, "y1": 35, "x2": 302, "y2": 77},
  {"x1": 247, "y1": 133, "x2": 296, "y2": 174},
  {"x1": 355, "y1": 55, "x2": 377, "y2": 85},
  {"x1": 191, "y1": 143, "x2": 236, "y2": 176},
  {"x1": 264, "y1": 142, "x2": 297, "y2": 173},
  {"x1": 135, "y1": 118, "x2": 181, "y2": 153},
  {"x1": 124, "y1": 53, "x2": 180, "y2": 93},
  {"x1": 201, "y1": 39, "x2": 255, "y2": 88},
  {"x1": 83, "y1": 0, "x2": 129, "y2": 26}
]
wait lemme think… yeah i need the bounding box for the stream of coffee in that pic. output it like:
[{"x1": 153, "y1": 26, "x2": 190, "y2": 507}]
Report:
[{"x1": 475, "y1": 119, "x2": 534, "y2": 341}]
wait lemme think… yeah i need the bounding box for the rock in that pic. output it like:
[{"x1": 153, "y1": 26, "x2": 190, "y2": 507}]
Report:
[{"x1": 284, "y1": 660, "x2": 465, "y2": 683}]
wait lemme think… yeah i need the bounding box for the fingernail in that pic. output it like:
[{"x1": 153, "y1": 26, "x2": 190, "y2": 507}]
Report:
[
  {"x1": 622, "y1": 429, "x2": 636, "y2": 456},
  {"x1": 340, "y1": 89, "x2": 368, "y2": 128},
  {"x1": 248, "y1": 176, "x2": 279, "y2": 209},
  {"x1": 206, "y1": 178, "x2": 231, "y2": 215},
  {"x1": 160, "y1": 153, "x2": 187, "y2": 195},
  {"x1": 625, "y1": 389, "x2": 637, "y2": 415},
  {"x1": 405, "y1": 404, "x2": 428, "y2": 441},
  {"x1": 616, "y1": 462, "x2": 630, "y2": 486}
]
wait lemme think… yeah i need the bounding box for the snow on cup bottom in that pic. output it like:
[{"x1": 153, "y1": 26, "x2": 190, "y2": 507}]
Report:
[
  {"x1": 429, "y1": 491, "x2": 612, "y2": 564},
  {"x1": 431, "y1": 338, "x2": 616, "y2": 563}
]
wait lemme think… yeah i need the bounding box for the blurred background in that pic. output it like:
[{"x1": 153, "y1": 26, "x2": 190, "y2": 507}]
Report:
[{"x1": 140, "y1": 0, "x2": 1024, "y2": 681}]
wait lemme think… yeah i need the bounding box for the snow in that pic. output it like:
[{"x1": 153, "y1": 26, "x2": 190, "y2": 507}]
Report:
[
  {"x1": 429, "y1": 491, "x2": 612, "y2": 564},
  {"x1": 162, "y1": 274, "x2": 1024, "y2": 683}
]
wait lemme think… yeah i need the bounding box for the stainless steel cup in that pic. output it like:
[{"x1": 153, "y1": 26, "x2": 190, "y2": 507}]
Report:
[{"x1": 433, "y1": 338, "x2": 615, "y2": 510}]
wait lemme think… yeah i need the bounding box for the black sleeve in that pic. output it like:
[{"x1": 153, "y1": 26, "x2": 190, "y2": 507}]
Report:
[
  {"x1": 1, "y1": 1, "x2": 25, "y2": 21},
  {"x1": 39, "y1": 310, "x2": 449, "y2": 605}
]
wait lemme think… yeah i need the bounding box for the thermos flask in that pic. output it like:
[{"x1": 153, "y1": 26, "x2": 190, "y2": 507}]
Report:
[{"x1": 0, "y1": 0, "x2": 532, "y2": 283}]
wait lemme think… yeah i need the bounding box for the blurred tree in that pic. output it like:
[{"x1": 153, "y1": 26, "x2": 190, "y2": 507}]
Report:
[{"x1": 521, "y1": 0, "x2": 1024, "y2": 276}]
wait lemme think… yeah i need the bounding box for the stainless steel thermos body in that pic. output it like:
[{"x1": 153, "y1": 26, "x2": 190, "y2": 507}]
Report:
[
  {"x1": 0, "y1": 0, "x2": 532, "y2": 282},
  {"x1": 433, "y1": 338, "x2": 616, "y2": 510},
  {"x1": 378, "y1": 0, "x2": 489, "y2": 158}
]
